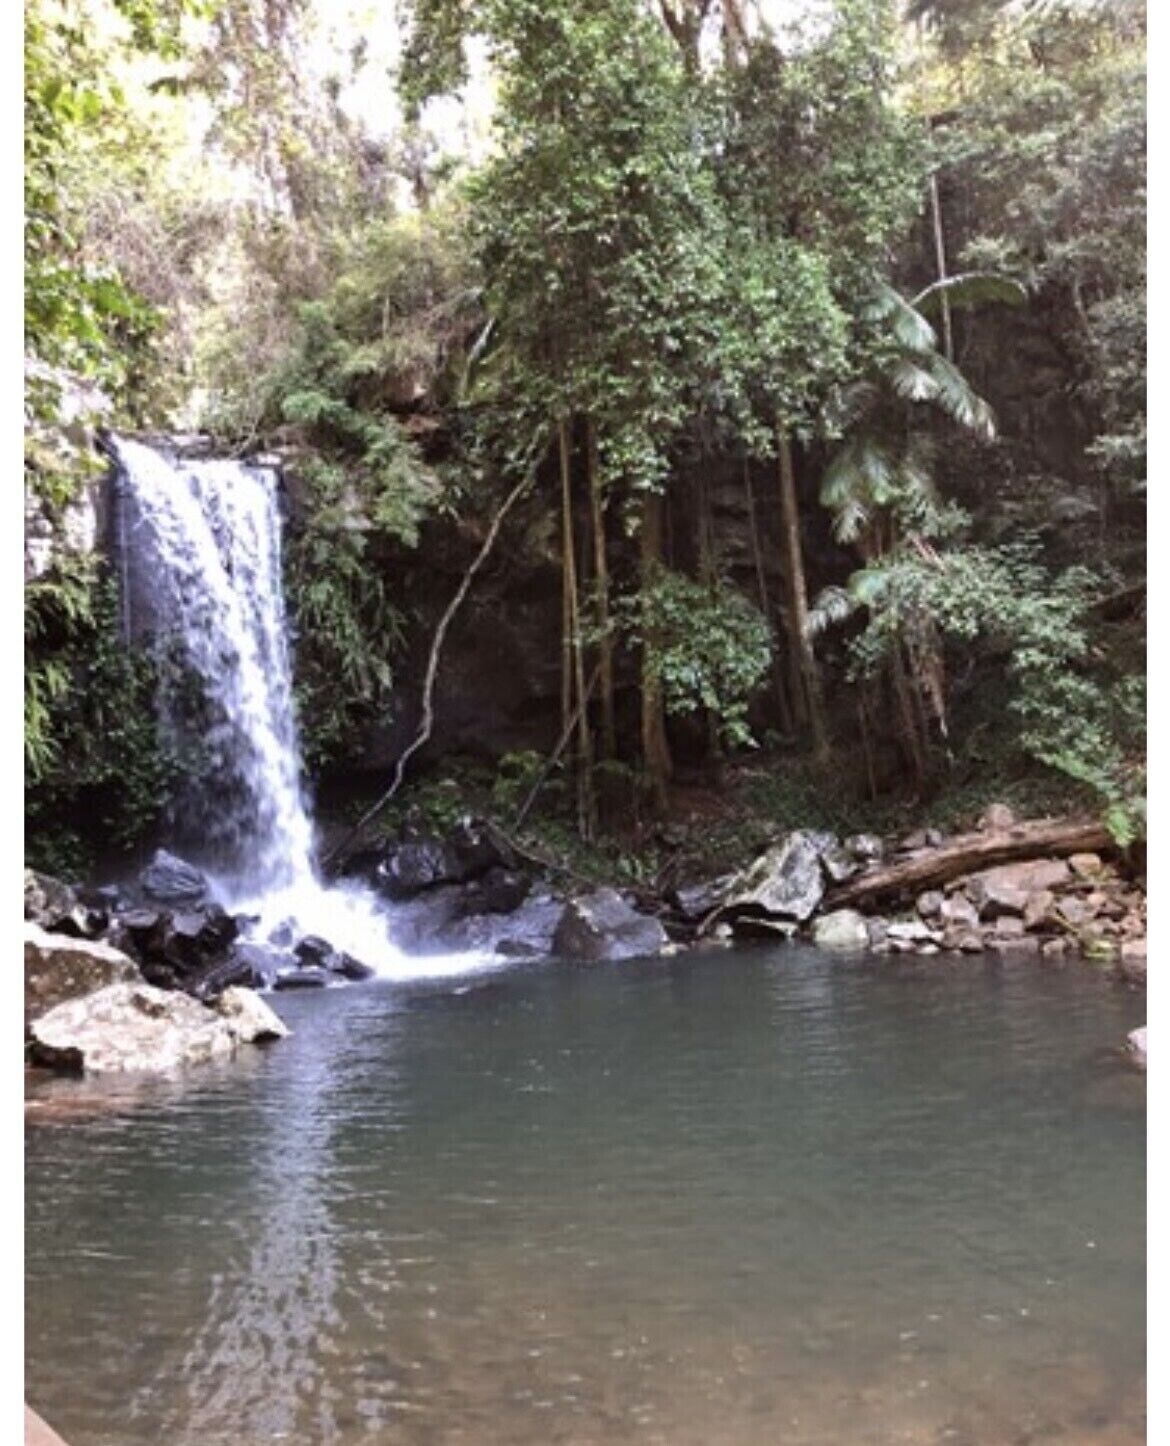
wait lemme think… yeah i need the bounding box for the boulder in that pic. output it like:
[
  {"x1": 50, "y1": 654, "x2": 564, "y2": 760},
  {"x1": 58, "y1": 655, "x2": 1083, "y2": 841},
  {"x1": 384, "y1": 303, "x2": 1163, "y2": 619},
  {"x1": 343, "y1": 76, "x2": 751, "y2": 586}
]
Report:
[
  {"x1": 886, "y1": 920, "x2": 941, "y2": 945},
  {"x1": 1069, "y1": 852, "x2": 1104, "y2": 879},
  {"x1": 987, "y1": 935, "x2": 1040, "y2": 957},
  {"x1": 375, "y1": 837, "x2": 450, "y2": 898},
  {"x1": 24, "y1": 871, "x2": 104, "y2": 938},
  {"x1": 844, "y1": 833, "x2": 884, "y2": 864},
  {"x1": 1126, "y1": 1026, "x2": 1146, "y2": 1070},
  {"x1": 28, "y1": 981, "x2": 287, "y2": 1074},
  {"x1": 669, "y1": 876, "x2": 734, "y2": 921},
  {"x1": 916, "y1": 890, "x2": 945, "y2": 919},
  {"x1": 457, "y1": 867, "x2": 531, "y2": 917},
  {"x1": 1023, "y1": 890, "x2": 1056, "y2": 931},
  {"x1": 819, "y1": 844, "x2": 858, "y2": 884},
  {"x1": 293, "y1": 935, "x2": 334, "y2": 968},
  {"x1": 331, "y1": 953, "x2": 376, "y2": 982},
  {"x1": 213, "y1": 987, "x2": 290, "y2": 1043},
  {"x1": 812, "y1": 910, "x2": 869, "y2": 951},
  {"x1": 25, "y1": 925, "x2": 141, "y2": 1024},
  {"x1": 374, "y1": 817, "x2": 519, "y2": 900},
  {"x1": 139, "y1": 849, "x2": 209, "y2": 907},
  {"x1": 552, "y1": 889, "x2": 668, "y2": 962},
  {"x1": 273, "y1": 967, "x2": 331, "y2": 991},
  {"x1": 723, "y1": 832, "x2": 825, "y2": 923},
  {"x1": 940, "y1": 894, "x2": 980, "y2": 930}
]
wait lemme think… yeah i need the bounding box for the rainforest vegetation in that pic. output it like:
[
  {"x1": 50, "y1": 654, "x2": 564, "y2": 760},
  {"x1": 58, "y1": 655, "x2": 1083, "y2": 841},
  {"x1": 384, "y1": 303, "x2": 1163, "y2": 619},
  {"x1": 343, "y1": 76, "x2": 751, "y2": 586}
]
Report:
[{"x1": 24, "y1": 0, "x2": 1146, "y2": 876}]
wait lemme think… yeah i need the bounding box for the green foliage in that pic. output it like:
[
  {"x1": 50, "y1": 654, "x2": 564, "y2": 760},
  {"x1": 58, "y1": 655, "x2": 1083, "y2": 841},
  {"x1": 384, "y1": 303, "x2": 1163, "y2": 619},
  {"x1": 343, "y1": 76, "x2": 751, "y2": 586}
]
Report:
[
  {"x1": 25, "y1": 559, "x2": 183, "y2": 874},
  {"x1": 623, "y1": 570, "x2": 772, "y2": 749}
]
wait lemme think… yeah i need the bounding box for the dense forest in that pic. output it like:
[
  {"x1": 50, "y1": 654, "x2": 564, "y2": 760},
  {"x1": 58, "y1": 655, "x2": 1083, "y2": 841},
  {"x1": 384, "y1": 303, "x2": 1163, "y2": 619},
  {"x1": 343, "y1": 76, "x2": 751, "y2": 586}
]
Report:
[{"x1": 25, "y1": 0, "x2": 1146, "y2": 880}]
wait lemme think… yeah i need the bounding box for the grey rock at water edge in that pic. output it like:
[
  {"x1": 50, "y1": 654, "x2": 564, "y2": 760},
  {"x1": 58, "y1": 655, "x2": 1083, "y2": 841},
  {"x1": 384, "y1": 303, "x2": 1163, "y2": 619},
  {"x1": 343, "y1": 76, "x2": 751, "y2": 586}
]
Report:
[
  {"x1": 669, "y1": 876, "x2": 735, "y2": 921},
  {"x1": 139, "y1": 849, "x2": 209, "y2": 907},
  {"x1": 25, "y1": 924, "x2": 142, "y2": 1024},
  {"x1": 812, "y1": 910, "x2": 869, "y2": 951},
  {"x1": 723, "y1": 831, "x2": 825, "y2": 923},
  {"x1": 552, "y1": 889, "x2": 669, "y2": 962},
  {"x1": 1126, "y1": 1026, "x2": 1147, "y2": 1070},
  {"x1": 27, "y1": 981, "x2": 288, "y2": 1074},
  {"x1": 24, "y1": 871, "x2": 106, "y2": 939}
]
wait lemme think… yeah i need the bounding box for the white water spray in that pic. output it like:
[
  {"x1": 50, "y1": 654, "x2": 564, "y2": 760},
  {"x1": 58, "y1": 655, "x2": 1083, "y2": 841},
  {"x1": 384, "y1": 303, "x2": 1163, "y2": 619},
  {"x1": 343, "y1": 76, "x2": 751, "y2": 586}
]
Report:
[{"x1": 112, "y1": 437, "x2": 492, "y2": 980}]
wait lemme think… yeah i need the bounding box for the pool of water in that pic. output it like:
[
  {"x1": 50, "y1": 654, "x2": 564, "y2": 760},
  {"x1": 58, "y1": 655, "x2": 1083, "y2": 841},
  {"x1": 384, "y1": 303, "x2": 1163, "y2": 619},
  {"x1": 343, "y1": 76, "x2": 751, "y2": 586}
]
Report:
[{"x1": 26, "y1": 946, "x2": 1145, "y2": 1444}]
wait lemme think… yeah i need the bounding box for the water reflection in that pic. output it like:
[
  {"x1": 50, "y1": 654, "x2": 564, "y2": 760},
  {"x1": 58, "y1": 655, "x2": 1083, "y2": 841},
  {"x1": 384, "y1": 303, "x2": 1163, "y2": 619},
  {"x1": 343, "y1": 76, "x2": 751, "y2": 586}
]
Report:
[{"x1": 26, "y1": 952, "x2": 1144, "y2": 1444}]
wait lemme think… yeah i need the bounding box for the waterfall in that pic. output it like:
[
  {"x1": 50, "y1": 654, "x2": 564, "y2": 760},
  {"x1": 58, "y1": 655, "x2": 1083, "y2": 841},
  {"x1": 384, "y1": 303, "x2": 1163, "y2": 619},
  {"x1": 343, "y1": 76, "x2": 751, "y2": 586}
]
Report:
[{"x1": 110, "y1": 436, "x2": 486, "y2": 980}]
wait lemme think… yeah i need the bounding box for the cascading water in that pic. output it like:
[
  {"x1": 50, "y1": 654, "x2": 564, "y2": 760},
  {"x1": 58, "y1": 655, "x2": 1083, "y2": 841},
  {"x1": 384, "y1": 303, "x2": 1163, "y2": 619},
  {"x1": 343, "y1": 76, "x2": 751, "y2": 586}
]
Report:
[{"x1": 110, "y1": 436, "x2": 487, "y2": 980}]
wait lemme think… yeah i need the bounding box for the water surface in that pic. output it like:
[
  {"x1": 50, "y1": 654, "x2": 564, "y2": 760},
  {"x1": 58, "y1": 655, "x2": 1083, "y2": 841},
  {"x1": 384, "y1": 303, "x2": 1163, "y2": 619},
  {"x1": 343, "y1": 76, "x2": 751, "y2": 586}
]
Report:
[{"x1": 26, "y1": 947, "x2": 1145, "y2": 1444}]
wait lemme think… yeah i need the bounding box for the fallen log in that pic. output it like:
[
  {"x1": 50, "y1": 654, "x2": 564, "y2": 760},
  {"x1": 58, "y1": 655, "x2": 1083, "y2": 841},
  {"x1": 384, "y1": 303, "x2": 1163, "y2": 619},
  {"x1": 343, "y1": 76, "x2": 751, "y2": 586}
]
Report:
[{"x1": 824, "y1": 817, "x2": 1115, "y2": 911}]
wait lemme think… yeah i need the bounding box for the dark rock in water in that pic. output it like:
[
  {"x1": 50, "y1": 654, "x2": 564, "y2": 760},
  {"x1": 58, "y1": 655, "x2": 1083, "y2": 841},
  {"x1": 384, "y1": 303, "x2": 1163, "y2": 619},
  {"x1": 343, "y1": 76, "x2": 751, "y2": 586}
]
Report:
[
  {"x1": 552, "y1": 889, "x2": 669, "y2": 962},
  {"x1": 162, "y1": 905, "x2": 239, "y2": 970},
  {"x1": 268, "y1": 919, "x2": 295, "y2": 949},
  {"x1": 294, "y1": 934, "x2": 335, "y2": 967},
  {"x1": 187, "y1": 951, "x2": 267, "y2": 1001},
  {"x1": 669, "y1": 876, "x2": 734, "y2": 922},
  {"x1": 376, "y1": 837, "x2": 451, "y2": 899},
  {"x1": 139, "y1": 849, "x2": 209, "y2": 907},
  {"x1": 331, "y1": 952, "x2": 375, "y2": 982},
  {"x1": 25, "y1": 924, "x2": 142, "y2": 1025},
  {"x1": 458, "y1": 867, "x2": 531, "y2": 917},
  {"x1": 723, "y1": 832, "x2": 825, "y2": 924},
  {"x1": 374, "y1": 817, "x2": 522, "y2": 901},
  {"x1": 273, "y1": 967, "x2": 331, "y2": 991},
  {"x1": 496, "y1": 938, "x2": 545, "y2": 959}
]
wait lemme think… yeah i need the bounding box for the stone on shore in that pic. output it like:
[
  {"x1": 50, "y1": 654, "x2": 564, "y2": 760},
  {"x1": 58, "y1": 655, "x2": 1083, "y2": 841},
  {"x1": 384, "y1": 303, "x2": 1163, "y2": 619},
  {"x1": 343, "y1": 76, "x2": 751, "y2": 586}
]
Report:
[
  {"x1": 25, "y1": 924, "x2": 141, "y2": 1024},
  {"x1": 723, "y1": 831, "x2": 825, "y2": 924},
  {"x1": 28, "y1": 981, "x2": 287, "y2": 1074},
  {"x1": 1126, "y1": 1026, "x2": 1147, "y2": 1070},
  {"x1": 553, "y1": 889, "x2": 669, "y2": 962},
  {"x1": 812, "y1": 909, "x2": 869, "y2": 951}
]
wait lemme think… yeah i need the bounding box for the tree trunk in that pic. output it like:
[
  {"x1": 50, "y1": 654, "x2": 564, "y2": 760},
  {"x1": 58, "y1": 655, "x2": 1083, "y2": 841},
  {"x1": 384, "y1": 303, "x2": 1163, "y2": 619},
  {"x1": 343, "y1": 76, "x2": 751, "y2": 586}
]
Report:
[
  {"x1": 776, "y1": 424, "x2": 829, "y2": 761},
  {"x1": 639, "y1": 489, "x2": 672, "y2": 809},
  {"x1": 929, "y1": 171, "x2": 954, "y2": 363},
  {"x1": 744, "y1": 458, "x2": 794, "y2": 735},
  {"x1": 825, "y1": 818, "x2": 1116, "y2": 911},
  {"x1": 585, "y1": 416, "x2": 616, "y2": 759},
  {"x1": 560, "y1": 420, "x2": 595, "y2": 838}
]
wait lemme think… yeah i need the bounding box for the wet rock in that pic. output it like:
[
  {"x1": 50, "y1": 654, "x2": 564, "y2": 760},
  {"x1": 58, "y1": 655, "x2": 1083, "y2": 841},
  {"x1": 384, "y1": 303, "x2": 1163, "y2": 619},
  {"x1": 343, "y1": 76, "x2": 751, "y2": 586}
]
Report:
[
  {"x1": 966, "y1": 874, "x2": 1028, "y2": 921},
  {"x1": 374, "y1": 817, "x2": 519, "y2": 900},
  {"x1": 1126, "y1": 1026, "x2": 1147, "y2": 1070},
  {"x1": 723, "y1": 832, "x2": 825, "y2": 923},
  {"x1": 943, "y1": 928, "x2": 985, "y2": 954},
  {"x1": 376, "y1": 837, "x2": 449, "y2": 898},
  {"x1": 1041, "y1": 938, "x2": 1068, "y2": 960},
  {"x1": 812, "y1": 909, "x2": 869, "y2": 951},
  {"x1": 916, "y1": 890, "x2": 945, "y2": 919},
  {"x1": 268, "y1": 919, "x2": 296, "y2": 949},
  {"x1": 991, "y1": 915, "x2": 1027, "y2": 939},
  {"x1": 866, "y1": 917, "x2": 890, "y2": 952},
  {"x1": 988, "y1": 934, "x2": 1040, "y2": 956},
  {"x1": 294, "y1": 935, "x2": 335, "y2": 968},
  {"x1": 886, "y1": 920, "x2": 941, "y2": 945},
  {"x1": 458, "y1": 867, "x2": 531, "y2": 917},
  {"x1": 444, "y1": 816, "x2": 519, "y2": 879},
  {"x1": 212, "y1": 986, "x2": 290, "y2": 1043},
  {"x1": 1023, "y1": 890, "x2": 1056, "y2": 931},
  {"x1": 139, "y1": 849, "x2": 209, "y2": 907},
  {"x1": 818, "y1": 844, "x2": 857, "y2": 884},
  {"x1": 187, "y1": 947, "x2": 272, "y2": 1000},
  {"x1": 552, "y1": 889, "x2": 669, "y2": 962},
  {"x1": 28, "y1": 981, "x2": 287, "y2": 1074},
  {"x1": 733, "y1": 916, "x2": 799, "y2": 941},
  {"x1": 25, "y1": 925, "x2": 141, "y2": 1025},
  {"x1": 669, "y1": 876, "x2": 735, "y2": 921},
  {"x1": 331, "y1": 953, "x2": 376, "y2": 982},
  {"x1": 940, "y1": 894, "x2": 980, "y2": 930},
  {"x1": 163, "y1": 906, "x2": 239, "y2": 968},
  {"x1": 845, "y1": 834, "x2": 884, "y2": 864},
  {"x1": 273, "y1": 967, "x2": 331, "y2": 990},
  {"x1": 1118, "y1": 939, "x2": 1147, "y2": 985},
  {"x1": 24, "y1": 871, "x2": 104, "y2": 938},
  {"x1": 1056, "y1": 896, "x2": 1092, "y2": 929}
]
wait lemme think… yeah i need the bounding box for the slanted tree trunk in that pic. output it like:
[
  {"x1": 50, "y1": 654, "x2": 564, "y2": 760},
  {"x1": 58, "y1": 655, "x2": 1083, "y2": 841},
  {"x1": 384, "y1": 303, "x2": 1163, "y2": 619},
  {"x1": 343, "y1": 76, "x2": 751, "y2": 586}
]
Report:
[
  {"x1": 585, "y1": 416, "x2": 616, "y2": 759},
  {"x1": 559, "y1": 419, "x2": 595, "y2": 838},
  {"x1": 776, "y1": 424, "x2": 829, "y2": 762},
  {"x1": 826, "y1": 818, "x2": 1115, "y2": 911},
  {"x1": 639, "y1": 489, "x2": 672, "y2": 809}
]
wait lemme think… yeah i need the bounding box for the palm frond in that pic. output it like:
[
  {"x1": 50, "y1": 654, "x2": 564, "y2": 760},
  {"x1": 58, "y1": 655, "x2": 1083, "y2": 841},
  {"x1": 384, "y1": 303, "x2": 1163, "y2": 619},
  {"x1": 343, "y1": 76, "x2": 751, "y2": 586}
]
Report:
[
  {"x1": 806, "y1": 584, "x2": 857, "y2": 637},
  {"x1": 911, "y1": 271, "x2": 1028, "y2": 317},
  {"x1": 888, "y1": 356, "x2": 941, "y2": 404},
  {"x1": 863, "y1": 283, "x2": 937, "y2": 354},
  {"x1": 922, "y1": 353, "x2": 996, "y2": 439}
]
